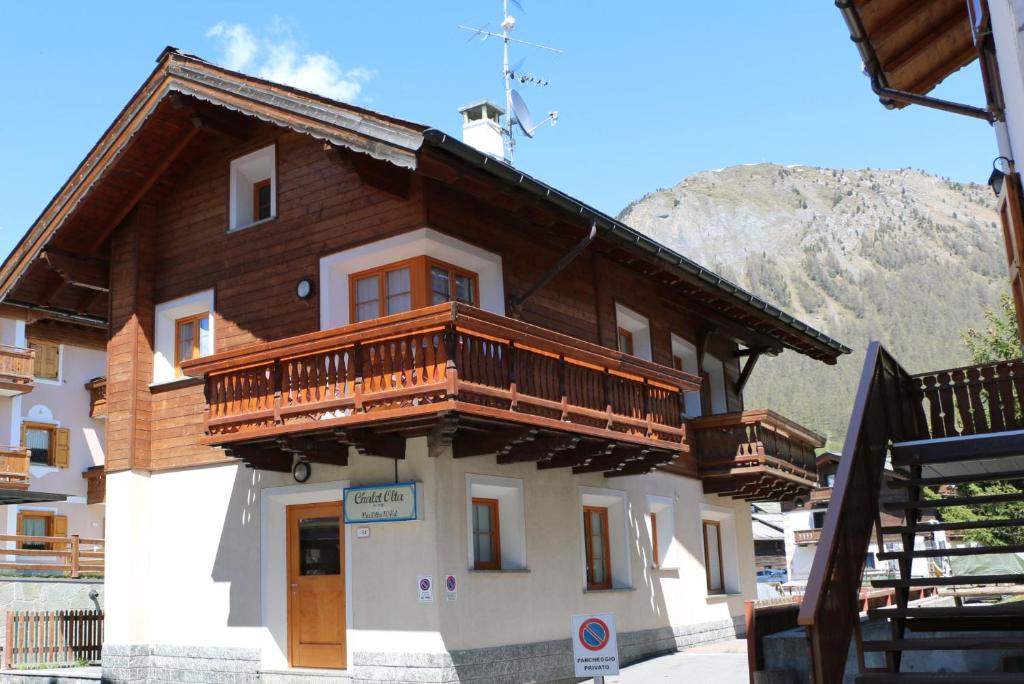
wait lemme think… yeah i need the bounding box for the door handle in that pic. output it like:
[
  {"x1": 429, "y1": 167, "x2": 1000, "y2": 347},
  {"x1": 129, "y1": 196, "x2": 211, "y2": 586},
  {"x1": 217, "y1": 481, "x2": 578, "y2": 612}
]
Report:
[{"x1": 290, "y1": 583, "x2": 298, "y2": 589}]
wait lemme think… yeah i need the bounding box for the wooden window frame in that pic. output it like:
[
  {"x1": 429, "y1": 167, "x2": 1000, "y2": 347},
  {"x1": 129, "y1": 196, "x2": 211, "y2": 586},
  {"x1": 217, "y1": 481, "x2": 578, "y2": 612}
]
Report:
[
  {"x1": 21, "y1": 421, "x2": 66, "y2": 468},
  {"x1": 702, "y1": 520, "x2": 725, "y2": 594},
  {"x1": 471, "y1": 497, "x2": 501, "y2": 570},
  {"x1": 348, "y1": 256, "x2": 480, "y2": 323},
  {"x1": 651, "y1": 512, "x2": 660, "y2": 569},
  {"x1": 27, "y1": 339, "x2": 60, "y2": 380},
  {"x1": 253, "y1": 178, "x2": 272, "y2": 222},
  {"x1": 617, "y1": 328, "x2": 634, "y2": 356},
  {"x1": 583, "y1": 505, "x2": 612, "y2": 591},
  {"x1": 17, "y1": 510, "x2": 53, "y2": 550},
  {"x1": 174, "y1": 312, "x2": 209, "y2": 376}
]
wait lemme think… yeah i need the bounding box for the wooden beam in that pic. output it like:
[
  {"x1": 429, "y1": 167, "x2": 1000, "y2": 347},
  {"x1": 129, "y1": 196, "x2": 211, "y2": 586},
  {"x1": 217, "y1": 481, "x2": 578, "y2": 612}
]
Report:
[
  {"x1": 454, "y1": 427, "x2": 539, "y2": 458},
  {"x1": 334, "y1": 427, "x2": 405, "y2": 460},
  {"x1": 498, "y1": 434, "x2": 581, "y2": 464},
  {"x1": 226, "y1": 445, "x2": 292, "y2": 472},
  {"x1": 882, "y1": 5, "x2": 969, "y2": 75},
  {"x1": 86, "y1": 126, "x2": 201, "y2": 254},
  {"x1": 735, "y1": 351, "x2": 762, "y2": 396},
  {"x1": 42, "y1": 249, "x2": 109, "y2": 292},
  {"x1": 325, "y1": 144, "x2": 411, "y2": 200},
  {"x1": 427, "y1": 412, "x2": 460, "y2": 458}
]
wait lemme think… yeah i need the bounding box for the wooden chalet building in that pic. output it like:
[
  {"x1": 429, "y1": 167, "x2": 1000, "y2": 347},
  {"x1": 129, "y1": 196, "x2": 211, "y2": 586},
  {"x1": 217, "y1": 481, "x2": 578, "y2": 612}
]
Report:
[{"x1": 0, "y1": 48, "x2": 847, "y2": 682}]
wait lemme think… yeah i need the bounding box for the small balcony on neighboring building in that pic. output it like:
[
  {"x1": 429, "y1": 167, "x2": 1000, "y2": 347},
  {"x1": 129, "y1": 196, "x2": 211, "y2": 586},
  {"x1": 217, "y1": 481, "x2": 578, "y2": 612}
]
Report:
[
  {"x1": 689, "y1": 409, "x2": 824, "y2": 501},
  {"x1": 183, "y1": 303, "x2": 702, "y2": 477},
  {"x1": 83, "y1": 465, "x2": 105, "y2": 504},
  {"x1": 85, "y1": 377, "x2": 106, "y2": 419},
  {"x1": 809, "y1": 486, "x2": 832, "y2": 505},
  {"x1": 794, "y1": 528, "x2": 822, "y2": 545},
  {"x1": 0, "y1": 447, "x2": 30, "y2": 491},
  {"x1": 0, "y1": 345, "x2": 34, "y2": 396}
]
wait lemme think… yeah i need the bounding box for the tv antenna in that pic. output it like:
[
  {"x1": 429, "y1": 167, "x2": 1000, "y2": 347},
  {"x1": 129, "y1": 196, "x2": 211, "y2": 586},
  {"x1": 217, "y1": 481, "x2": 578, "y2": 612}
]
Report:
[{"x1": 458, "y1": 0, "x2": 562, "y2": 162}]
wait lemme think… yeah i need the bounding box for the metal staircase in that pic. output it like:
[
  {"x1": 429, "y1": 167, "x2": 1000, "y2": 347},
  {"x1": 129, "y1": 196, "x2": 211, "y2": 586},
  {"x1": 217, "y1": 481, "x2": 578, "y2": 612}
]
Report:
[{"x1": 798, "y1": 344, "x2": 1024, "y2": 682}]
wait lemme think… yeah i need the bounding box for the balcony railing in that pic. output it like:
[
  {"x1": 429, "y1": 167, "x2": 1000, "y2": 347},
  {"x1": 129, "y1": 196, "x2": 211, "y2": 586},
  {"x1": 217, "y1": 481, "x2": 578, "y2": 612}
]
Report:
[
  {"x1": 794, "y1": 529, "x2": 822, "y2": 545},
  {"x1": 0, "y1": 447, "x2": 30, "y2": 490},
  {"x1": 908, "y1": 358, "x2": 1024, "y2": 440},
  {"x1": 689, "y1": 409, "x2": 823, "y2": 501},
  {"x1": 85, "y1": 377, "x2": 106, "y2": 419},
  {"x1": 83, "y1": 466, "x2": 105, "y2": 504},
  {"x1": 809, "y1": 486, "x2": 832, "y2": 504},
  {"x1": 182, "y1": 303, "x2": 702, "y2": 472},
  {"x1": 0, "y1": 345, "x2": 34, "y2": 396}
]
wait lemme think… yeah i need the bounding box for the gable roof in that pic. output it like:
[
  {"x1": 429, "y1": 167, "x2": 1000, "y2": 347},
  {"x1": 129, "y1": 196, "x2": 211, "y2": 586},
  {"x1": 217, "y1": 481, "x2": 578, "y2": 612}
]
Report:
[{"x1": 0, "y1": 47, "x2": 849, "y2": 363}]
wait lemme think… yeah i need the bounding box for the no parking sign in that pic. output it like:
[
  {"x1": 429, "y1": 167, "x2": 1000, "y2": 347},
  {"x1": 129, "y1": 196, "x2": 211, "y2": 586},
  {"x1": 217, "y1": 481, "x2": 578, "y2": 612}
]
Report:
[{"x1": 571, "y1": 613, "x2": 619, "y2": 677}]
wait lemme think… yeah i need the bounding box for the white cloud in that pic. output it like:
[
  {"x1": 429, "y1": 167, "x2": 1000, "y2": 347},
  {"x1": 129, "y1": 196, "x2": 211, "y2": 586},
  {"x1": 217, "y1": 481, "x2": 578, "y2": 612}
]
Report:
[{"x1": 205, "y1": 22, "x2": 374, "y2": 103}]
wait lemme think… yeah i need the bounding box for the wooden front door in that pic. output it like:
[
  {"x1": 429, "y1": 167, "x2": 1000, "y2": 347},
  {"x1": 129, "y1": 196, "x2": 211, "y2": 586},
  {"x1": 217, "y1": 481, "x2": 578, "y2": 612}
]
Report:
[{"x1": 287, "y1": 501, "x2": 346, "y2": 669}]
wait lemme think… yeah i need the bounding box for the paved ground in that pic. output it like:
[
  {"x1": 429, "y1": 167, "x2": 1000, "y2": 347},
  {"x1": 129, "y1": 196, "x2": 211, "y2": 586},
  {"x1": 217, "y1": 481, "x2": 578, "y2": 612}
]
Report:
[{"x1": 582, "y1": 639, "x2": 748, "y2": 684}]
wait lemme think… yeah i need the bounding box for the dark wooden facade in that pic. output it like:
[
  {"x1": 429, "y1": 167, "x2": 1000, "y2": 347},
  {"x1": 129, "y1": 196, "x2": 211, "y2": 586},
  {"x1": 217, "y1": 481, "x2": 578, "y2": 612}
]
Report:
[{"x1": 0, "y1": 49, "x2": 845, "y2": 494}]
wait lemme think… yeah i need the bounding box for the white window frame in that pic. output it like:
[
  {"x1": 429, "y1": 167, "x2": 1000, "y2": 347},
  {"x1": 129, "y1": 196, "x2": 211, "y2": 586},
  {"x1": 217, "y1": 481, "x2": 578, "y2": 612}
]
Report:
[
  {"x1": 465, "y1": 473, "x2": 527, "y2": 571},
  {"x1": 319, "y1": 228, "x2": 505, "y2": 329},
  {"x1": 153, "y1": 290, "x2": 215, "y2": 385},
  {"x1": 705, "y1": 353, "x2": 729, "y2": 415},
  {"x1": 670, "y1": 334, "x2": 702, "y2": 417},
  {"x1": 579, "y1": 486, "x2": 632, "y2": 591},
  {"x1": 614, "y1": 303, "x2": 652, "y2": 361},
  {"x1": 647, "y1": 495, "x2": 676, "y2": 570},
  {"x1": 229, "y1": 144, "x2": 276, "y2": 231},
  {"x1": 700, "y1": 502, "x2": 740, "y2": 595}
]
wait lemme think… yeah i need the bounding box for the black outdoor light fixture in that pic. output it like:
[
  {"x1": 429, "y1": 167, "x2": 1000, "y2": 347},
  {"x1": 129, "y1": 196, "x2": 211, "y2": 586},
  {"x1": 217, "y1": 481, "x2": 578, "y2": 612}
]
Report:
[
  {"x1": 296, "y1": 277, "x2": 315, "y2": 300},
  {"x1": 293, "y1": 460, "x2": 312, "y2": 483},
  {"x1": 989, "y1": 156, "x2": 1012, "y2": 197}
]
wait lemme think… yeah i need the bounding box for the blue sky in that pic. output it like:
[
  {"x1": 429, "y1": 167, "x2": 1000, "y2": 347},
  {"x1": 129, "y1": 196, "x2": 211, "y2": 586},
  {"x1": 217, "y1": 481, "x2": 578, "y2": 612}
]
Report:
[{"x1": 0, "y1": 1, "x2": 996, "y2": 259}]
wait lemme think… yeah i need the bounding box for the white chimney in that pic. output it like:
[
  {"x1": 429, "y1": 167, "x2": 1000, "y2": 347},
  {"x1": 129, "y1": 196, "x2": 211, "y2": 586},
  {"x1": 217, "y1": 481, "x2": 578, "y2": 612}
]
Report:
[{"x1": 458, "y1": 100, "x2": 505, "y2": 158}]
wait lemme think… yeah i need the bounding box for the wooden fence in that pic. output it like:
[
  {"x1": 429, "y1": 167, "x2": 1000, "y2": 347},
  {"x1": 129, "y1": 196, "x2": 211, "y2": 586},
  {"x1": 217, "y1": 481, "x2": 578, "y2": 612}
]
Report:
[
  {"x1": 4, "y1": 610, "x2": 103, "y2": 669},
  {"x1": 0, "y1": 535, "x2": 103, "y2": 578}
]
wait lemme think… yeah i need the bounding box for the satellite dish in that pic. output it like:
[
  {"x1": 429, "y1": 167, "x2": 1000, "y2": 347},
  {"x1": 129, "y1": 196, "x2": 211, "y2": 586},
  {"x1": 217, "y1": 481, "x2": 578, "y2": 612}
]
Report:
[{"x1": 510, "y1": 90, "x2": 535, "y2": 138}]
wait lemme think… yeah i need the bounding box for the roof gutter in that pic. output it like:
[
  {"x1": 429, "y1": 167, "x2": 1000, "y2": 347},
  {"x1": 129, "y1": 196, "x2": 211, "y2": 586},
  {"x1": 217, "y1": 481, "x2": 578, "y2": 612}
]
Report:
[
  {"x1": 837, "y1": 0, "x2": 992, "y2": 122},
  {"x1": 419, "y1": 130, "x2": 851, "y2": 360},
  {"x1": 3, "y1": 300, "x2": 108, "y2": 329}
]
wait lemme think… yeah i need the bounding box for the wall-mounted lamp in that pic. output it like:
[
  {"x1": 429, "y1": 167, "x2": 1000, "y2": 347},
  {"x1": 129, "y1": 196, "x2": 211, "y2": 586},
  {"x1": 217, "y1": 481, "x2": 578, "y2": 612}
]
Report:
[
  {"x1": 293, "y1": 460, "x2": 311, "y2": 483},
  {"x1": 296, "y1": 278, "x2": 315, "y2": 300},
  {"x1": 989, "y1": 156, "x2": 1013, "y2": 197}
]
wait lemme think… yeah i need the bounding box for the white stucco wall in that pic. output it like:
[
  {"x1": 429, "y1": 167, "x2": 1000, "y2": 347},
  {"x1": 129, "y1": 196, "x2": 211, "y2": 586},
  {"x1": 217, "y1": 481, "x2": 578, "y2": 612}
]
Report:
[
  {"x1": 991, "y1": 1, "x2": 1024, "y2": 168},
  {"x1": 104, "y1": 439, "x2": 756, "y2": 668}
]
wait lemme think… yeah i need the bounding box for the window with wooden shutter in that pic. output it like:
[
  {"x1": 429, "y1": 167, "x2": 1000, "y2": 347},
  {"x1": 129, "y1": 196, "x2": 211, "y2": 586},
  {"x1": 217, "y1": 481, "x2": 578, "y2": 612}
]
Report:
[
  {"x1": 50, "y1": 515, "x2": 68, "y2": 550},
  {"x1": 27, "y1": 340, "x2": 59, "y2": 379},
  {"x1": 17, "y1": 510, "x2": 52, "y2": 550},
  {"x1": 20, "y1": 423, "x2": 67, "y2": 467},
  {"x1": 998, "y1": 172, "x2": 1024, "y2": 346}
]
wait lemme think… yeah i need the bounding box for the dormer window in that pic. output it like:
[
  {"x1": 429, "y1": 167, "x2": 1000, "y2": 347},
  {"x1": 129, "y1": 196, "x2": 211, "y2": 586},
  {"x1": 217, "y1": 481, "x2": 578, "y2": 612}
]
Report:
[{"x1": 229, "y1": 145, "x2": 276, "y2": 230}]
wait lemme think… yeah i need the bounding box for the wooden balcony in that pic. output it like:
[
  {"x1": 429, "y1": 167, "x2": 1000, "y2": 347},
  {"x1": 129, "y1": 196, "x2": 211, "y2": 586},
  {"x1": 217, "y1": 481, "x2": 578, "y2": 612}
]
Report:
[
  {"x1": 85, "y1": 377, "x2": 106, "y2": 419},
  {"x1": 794, "y1": 528, "x2": 822, "y2": 545},
  {"x1": 0, "y1": 447, "x2": 30, "y2": 491},
  {"x1": 0, "y1": 345, "x2": 34, "y2": 396},
  {"x1": 809, "y1": 486, "x2": 832, "y2": 504},
  {"x1": 83, "y1": 465, "x2": 105, "y2": 504},
  {"x1": 689, "y1": 409, "x2": 823, "y2": 501},
  {"x1": 182, "y1": 303, "x2": 702, "y2": 477}
]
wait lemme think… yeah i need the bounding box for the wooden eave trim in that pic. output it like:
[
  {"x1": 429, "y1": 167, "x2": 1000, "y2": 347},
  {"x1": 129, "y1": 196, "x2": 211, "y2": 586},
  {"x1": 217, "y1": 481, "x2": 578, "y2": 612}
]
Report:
[{"x1": 0, "y1": 51, "x2": 425, "y2": 305}]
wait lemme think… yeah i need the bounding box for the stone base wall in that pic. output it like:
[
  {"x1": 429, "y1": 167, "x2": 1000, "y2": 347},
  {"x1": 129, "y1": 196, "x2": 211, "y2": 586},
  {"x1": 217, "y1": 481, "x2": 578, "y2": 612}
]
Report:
[
  {"x1": 101, "y1": 645, "x2": 260, "y2": 684},
  {"x1": 0, "y1": 578, "x2": 103, "y2": 646},
  {"x1": 102, "y1": 617, "x2": 741, "y2": 684}
]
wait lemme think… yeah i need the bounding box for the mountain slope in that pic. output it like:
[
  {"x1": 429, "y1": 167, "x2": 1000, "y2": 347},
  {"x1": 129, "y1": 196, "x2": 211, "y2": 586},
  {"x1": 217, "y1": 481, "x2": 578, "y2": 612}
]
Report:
[{"x1": 618, "y1": 164, "x2": 1006, "y2": 447}]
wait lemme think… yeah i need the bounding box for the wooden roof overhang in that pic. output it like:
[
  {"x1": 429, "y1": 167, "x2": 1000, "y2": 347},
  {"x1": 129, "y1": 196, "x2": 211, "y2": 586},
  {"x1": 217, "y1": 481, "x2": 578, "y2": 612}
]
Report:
[
  {"x1": 0, "y1": 47, "x2": 848, "y2": 367},
  {"x1": 837, "y1": 0, "x2": 1000, "y2": 119},
  {"x1": 0, "y1": 48, "x2": 426, "y2": 327}
]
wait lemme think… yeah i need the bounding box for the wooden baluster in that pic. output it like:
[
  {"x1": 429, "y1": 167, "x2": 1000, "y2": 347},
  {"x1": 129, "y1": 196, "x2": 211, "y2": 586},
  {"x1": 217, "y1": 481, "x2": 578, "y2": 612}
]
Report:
[
  {"x1": 935, "y1": 371, "x2": 957, "y2": 436},
  {"x1": 558, "y1": 354, "x2": 568, "y2": 420},
  {"x1": 950, "y1": 369, "x2": 972, "y2": 435},
  {"x1": 964, "y1": 365, "x2": 987, "y2": 433},
  {"x1": 445, "y1": 327, "x2": 459, "y2": 399},
  {"x1": 353, "y1": 343, "x2": 364, "y2": 412},
  {"x1": 981, "y1": 365, "x2": 1005, "y2": 433},
  {"x1": 920, "y1": 374, "x2": 944, "y2": 438},
  {"x1": 996, "y1": 361, "x2": 1019, "y2": 430},
  {"x1": 508, "y1": 341, "x2": 518, "y2": 409}
]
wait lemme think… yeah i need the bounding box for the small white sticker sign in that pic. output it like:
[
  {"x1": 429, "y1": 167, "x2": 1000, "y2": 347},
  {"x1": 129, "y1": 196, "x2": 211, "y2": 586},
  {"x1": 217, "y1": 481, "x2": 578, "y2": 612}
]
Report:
[
  {"x1": 356, "y1": 526, "x2": 370, "y2": 539},
  {"x1": 417, "y1": 575, "x2": 433, "y2": 603},
  {"x1": 571, "y1": 613, "x2": 619, "y2": 677},
  {"x1": 445, "y1": 574, "x2": 458, "y2": 601}
]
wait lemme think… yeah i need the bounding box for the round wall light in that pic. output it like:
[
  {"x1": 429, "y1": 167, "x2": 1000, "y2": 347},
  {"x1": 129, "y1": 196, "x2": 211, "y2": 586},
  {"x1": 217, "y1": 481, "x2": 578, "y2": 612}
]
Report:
[
  {"x1": 293, "y1": 460, "x2": 312, "y2": 483},
  {"x1": 296, "y1": 278, "x2": 315, "y2": 300}
]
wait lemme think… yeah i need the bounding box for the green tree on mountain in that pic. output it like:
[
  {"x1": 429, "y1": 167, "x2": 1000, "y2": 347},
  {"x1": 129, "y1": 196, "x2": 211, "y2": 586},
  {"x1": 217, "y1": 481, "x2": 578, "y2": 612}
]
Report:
[{"x1": 937, "y1": 294, "x2": 1024, "y2": 546}]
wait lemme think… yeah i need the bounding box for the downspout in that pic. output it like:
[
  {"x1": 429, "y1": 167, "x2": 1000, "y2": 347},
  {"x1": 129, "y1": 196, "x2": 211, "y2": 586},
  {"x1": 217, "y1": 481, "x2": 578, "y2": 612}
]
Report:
[{"x1": 507, "y1": 221, "x2": 597, "y2": 317}]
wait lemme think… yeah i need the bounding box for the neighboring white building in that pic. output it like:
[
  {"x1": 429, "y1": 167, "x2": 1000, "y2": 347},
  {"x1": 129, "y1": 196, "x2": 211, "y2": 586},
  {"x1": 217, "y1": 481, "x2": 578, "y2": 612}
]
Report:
[{"x1": 0, "y1": 313, "x2": 105, "y2": 550}]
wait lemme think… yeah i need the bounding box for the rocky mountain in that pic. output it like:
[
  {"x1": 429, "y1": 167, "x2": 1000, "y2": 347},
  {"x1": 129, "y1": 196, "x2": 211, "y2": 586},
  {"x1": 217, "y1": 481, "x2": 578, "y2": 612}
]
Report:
[{"x1": 618, "y1": 164, "x2": 1006, "y2": 448}]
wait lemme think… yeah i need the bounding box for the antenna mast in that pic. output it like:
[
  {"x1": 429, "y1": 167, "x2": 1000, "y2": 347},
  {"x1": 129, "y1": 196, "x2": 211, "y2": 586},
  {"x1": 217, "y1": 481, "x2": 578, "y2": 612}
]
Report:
[{"x1": 459, "y1": 0, "x2": 562, "y2": 163}]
